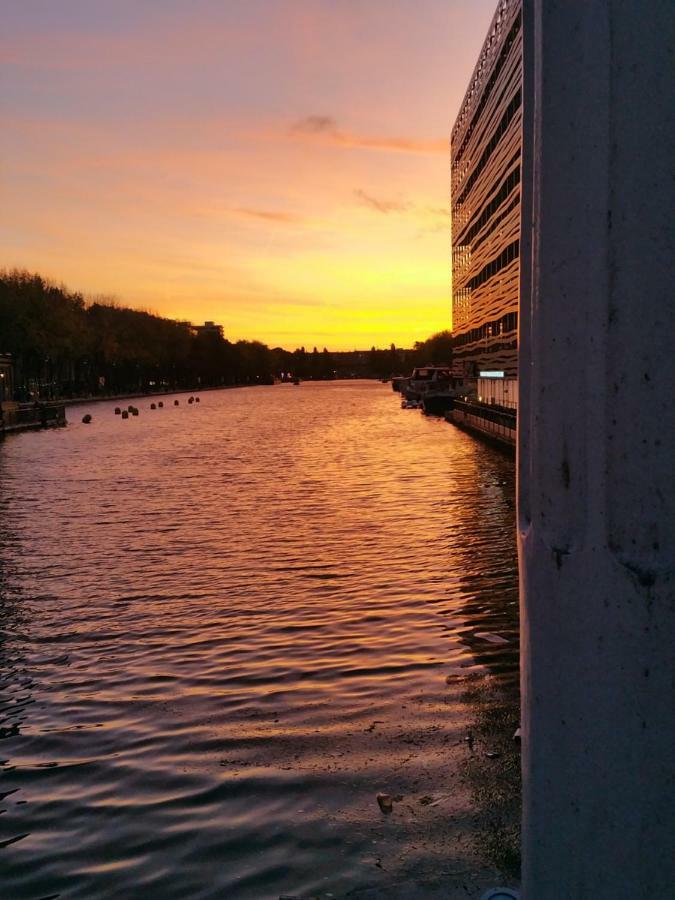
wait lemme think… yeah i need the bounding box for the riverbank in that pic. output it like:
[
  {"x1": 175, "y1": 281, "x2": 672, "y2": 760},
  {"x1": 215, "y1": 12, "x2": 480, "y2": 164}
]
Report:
[
  {"x1": 64, "y1": 382, "x2": 267, "y2": 408},
  {"x1": 0, "y1": 400, "x2": 66, "y2": 437}
]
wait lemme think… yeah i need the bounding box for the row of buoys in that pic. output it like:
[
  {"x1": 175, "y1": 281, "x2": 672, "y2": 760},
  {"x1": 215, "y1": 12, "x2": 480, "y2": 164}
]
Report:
[{"x1": 106, "y1": 396, "x2": 201, "y2": 421}]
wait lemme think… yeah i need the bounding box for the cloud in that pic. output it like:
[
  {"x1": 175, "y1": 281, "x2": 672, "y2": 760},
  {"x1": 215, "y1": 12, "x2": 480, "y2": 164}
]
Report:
[
  {"x1": 232, "y1": 207, "x2": 303, "y2": 224},
  {"x1": 290, "y1": 115, "x2": 447, "y2": 156},
  {"x1": 291, "y1": 115, "x2": 339, "y2": 136},
  {"x1": 346, "y1": 135, "x2": 448, "y2": 155},
  {"x1": 354, "y1": 189, "x2": 410, "y2": 215}
]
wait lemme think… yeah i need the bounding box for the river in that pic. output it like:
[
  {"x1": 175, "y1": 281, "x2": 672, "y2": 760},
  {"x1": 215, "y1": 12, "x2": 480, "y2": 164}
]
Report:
[{"x1": 0, "y1": 381, "x2": 519, "y2": 899}]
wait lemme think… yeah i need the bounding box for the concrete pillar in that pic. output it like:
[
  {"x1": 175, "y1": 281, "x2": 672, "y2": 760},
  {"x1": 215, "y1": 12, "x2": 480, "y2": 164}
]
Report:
[{"x1": 518, "y1": 2, "x2": 674, "y2": 897}]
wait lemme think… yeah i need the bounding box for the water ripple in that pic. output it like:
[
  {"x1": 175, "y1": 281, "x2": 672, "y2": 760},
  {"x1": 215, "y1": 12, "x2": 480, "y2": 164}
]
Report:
[{"x1": 0, "y1": 382, "x2": 518, "y2": 899}]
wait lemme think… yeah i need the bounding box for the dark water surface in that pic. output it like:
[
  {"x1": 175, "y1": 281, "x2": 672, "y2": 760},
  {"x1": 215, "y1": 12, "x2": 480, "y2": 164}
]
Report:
[{"x1": 0, "y1": 382, "x2": 519, "y2": 899}]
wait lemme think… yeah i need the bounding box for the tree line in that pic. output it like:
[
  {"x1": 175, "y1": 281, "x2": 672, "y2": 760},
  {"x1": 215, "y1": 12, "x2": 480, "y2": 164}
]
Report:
[{"x1": 0, "y1": 269, "x2": 452, "y2": 400}]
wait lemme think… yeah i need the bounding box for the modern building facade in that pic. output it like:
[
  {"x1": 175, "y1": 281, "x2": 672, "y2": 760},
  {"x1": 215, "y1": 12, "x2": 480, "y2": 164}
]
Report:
[{"x1": 451, "y1": 0, "x2": 522, "y2": 406}]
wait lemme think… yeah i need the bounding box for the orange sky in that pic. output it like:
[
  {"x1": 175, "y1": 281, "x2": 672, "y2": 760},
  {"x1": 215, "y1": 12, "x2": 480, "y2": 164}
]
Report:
[{"x1": 2, "y1": 0, "x2": 496, "y2": 350}]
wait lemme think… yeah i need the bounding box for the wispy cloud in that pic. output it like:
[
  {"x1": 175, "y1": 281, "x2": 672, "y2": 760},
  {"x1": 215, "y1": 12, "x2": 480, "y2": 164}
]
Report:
[
  {"x1": 290, "y1": 115, "x2": 447, "y2": 156},
  {"x1": 232, "y1": 207, "x2": 303, "y2": 224},
  {"x1": 354, "y1": 189, "x2": 410, "y2": 215},
  {"x1": 291, "y1": 115, "x2": 339, "y2": 136}
]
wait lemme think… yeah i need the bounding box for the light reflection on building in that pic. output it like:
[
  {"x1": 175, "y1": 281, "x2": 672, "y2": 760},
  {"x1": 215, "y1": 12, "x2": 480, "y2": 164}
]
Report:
[{"x1": 451, "y1": 0, "x2": 522, "y2": 408}]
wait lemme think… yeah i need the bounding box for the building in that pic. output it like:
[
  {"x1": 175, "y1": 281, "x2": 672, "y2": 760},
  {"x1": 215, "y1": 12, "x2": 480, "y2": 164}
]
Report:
[
  {"x1": 451, "y1": 0, "x2": 522, "y2": 409},
  {"x1": 0, "y1": 353, "x2": 14, "y2": 403},
  {"x1": 193, "y1": 321, "x2": 224, "y2": 339}
]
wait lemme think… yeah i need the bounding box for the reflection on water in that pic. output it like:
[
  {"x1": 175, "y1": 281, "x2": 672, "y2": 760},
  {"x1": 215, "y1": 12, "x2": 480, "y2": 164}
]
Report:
[{"x1": 0, "y1": 382, "x2": 519, "y2": 899}]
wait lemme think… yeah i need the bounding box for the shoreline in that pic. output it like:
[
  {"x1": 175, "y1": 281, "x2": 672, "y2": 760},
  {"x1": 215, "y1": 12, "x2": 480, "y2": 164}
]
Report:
[{"x1": 63, "y1": 382, "x2": 264, "y2": 408}]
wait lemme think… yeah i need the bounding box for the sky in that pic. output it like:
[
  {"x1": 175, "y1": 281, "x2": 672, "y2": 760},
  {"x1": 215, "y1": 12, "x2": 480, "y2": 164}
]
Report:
[{"x1": 2, "y1": 0, "x2": 496, "y2": 350}]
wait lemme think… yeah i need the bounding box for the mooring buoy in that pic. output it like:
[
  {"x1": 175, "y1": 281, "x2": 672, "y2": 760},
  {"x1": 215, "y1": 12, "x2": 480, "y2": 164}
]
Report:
[
  {"x1": 82, "y1": 414, "x2": 92, "y2": 424},
  {"x1": 114, "y1": 407, "x2": 121, "y2": 415},
  {"x1": 121, "y1": 410, "x2": 129, "y2": 419}
]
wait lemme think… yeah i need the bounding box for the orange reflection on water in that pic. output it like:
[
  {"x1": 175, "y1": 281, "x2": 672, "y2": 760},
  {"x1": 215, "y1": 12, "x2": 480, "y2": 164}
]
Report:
[{"x1": 0, "y1": 382, "x2": 518, "y2": 898}]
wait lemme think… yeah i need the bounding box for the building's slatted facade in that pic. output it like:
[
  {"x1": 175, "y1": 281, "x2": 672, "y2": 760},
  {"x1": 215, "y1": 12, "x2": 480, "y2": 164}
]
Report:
[{"x1": 451, "y1": 0, "x2": 522, "y2": 378}]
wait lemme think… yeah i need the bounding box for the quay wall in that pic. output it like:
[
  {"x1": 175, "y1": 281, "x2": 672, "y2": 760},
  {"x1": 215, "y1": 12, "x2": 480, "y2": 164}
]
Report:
[
  {"x1": 446, "y1": 399, "x2": 516, "y2": 452},
  {"x1": 0, "y1": 401, "x2": 66, "y2": 436}
]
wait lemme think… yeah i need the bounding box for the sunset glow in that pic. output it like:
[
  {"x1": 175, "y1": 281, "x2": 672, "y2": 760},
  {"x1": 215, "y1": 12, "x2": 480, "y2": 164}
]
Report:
[{"x1": 2, "y1": 0, "x2": 496, "y2": 349}]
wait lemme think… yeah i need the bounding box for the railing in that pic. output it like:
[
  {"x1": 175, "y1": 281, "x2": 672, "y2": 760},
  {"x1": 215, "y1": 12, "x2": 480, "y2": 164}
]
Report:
[
  {"x1": 1, "y1": 401, "x2": 66, "y2": 431},
  {"x1": 453, "y1": 398, "x2": 516, "y2": 427},
  {"x1": 450, "y1": 398, "x2": 516, "y2": 447}
]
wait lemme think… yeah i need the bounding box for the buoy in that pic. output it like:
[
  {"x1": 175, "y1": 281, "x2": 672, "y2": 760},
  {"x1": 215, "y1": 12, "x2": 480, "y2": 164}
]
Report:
[
  {"x1": 127, "y1": 405, "x2": 134, "y2": 412},
  {"x1": 174, "y1": 400, "x2": 179, "y2": 406},
  {"x1": 121, "y1": 410, "x2": 129, "y2": 419},
  {"x1": 150, "y1": 403, "x2": 156, "y2": 410},
  {"x1": 82, "y1": 414, "x2": 92, "y2": 424},
  {"x1": 114, "y1": 407, "x2": 121, "y2": 415},
  {"x1": 158, "y1": 401, "x2": 164, "y2": 408},
  {"x1": 195, "y1": 397, "x2": 200, "y2": 403},
  {"x1": 131, "y1": 407, "x2": 139, "y2": 416},
  {"x1": 188, "y1": 397, "x2": 194, "y2": 404}
]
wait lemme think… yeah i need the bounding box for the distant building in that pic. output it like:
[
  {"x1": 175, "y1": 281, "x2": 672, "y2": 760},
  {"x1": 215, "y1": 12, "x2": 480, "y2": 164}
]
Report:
[
  {"x1": 451, "y1": 0, "x2": 522, "y2": 408},
  {"x1": 193, "y1": 321, "x2": 224, "y2": 339},
  {"x1": 0, "y1": 353, "x2": 14, "y2": 403}
]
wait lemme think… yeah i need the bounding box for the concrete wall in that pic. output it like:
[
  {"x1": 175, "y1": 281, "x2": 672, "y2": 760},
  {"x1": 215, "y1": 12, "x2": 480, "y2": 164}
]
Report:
[{"x1": 518, "y1": 1, "x2": 674, "y2": 896}]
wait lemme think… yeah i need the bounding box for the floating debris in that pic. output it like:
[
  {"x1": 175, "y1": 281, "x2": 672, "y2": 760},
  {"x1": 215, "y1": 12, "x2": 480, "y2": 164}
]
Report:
[
  {"x1": 475, "y1": 632, "x2": 510, "y2": 644},
  {"x1": 365, "y1": 720, "x2": 384, "y2": 732},
  {"x1": 376, "y1": 793, "x2": 393, "y2": 814}
]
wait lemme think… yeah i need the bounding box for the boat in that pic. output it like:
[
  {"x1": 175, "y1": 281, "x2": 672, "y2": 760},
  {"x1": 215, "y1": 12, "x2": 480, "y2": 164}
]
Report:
[
  {"x1": 421, "y1": 392, "x2": 455, "y2": 416},
  {"x1": 402, "y1": 366, "x2": 454, "y2": 403}
]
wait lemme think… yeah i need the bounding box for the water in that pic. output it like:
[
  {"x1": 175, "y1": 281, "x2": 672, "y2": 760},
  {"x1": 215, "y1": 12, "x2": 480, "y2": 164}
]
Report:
[{"x1": 0, "y1": 382, "x2": 519, "y2": 899}]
